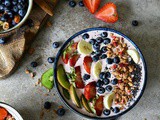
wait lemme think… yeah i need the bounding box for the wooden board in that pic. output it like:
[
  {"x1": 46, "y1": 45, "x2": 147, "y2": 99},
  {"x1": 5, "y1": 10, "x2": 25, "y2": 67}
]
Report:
[{"x1": 0, "y1": 0, "x2": 58, "y2": 79}]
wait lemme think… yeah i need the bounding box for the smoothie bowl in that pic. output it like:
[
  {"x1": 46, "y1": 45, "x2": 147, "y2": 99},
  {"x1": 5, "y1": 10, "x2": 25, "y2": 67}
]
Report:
[
  {"x1": 0, "y1": 102, "x2": 23, "y2": 120},
  {"x1": 54, "y1": 27, "x2": 147, "y2": 119}
]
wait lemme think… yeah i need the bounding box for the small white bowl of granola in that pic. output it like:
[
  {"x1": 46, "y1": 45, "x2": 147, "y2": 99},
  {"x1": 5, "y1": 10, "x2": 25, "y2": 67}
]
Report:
[{"x1": 0, "y1": 102, "x2": 23, "y2": 120}]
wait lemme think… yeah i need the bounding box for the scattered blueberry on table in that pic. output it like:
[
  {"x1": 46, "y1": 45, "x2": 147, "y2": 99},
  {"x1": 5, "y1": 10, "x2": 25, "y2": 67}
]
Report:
[
  {"x1": 44, "y1": 101, "x2": 52, "y2": 109},
  {"x1": 68, "y1": 0, "x2": 76, "y2": 8},
  {"x1": 78, "y1": 1, "x2": 84, "y2": 7},
  {"x1": 52, "y1": 42, "x2": 59, "y2": 48},
  {"x1": 132, "y1": 20, "x2": 138, "y2": 26},
  {"x1": 47, "y1": 57, "x2": 55, "y2": 63},
  {"x1": 30, "y1": 61, "x2": 38, "y2": 68},
  {"x1": 57, "y1": 108, "x2": 66, "y2": 116}
]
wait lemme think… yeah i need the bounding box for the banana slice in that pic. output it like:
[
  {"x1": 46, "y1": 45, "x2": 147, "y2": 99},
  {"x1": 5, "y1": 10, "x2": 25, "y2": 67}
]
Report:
[
  {"x1": 78, "y1": 40, "x2": 92, "y2": 55},
  {"x1": 103, "y1": 92, "x2": 115, "y2": 109},
  {"x1": 127, "y1": 49, "x2": 140, "y2": 64},
  {"x1": 93, "y1": 61, "x2": 102, "y2": 79}
]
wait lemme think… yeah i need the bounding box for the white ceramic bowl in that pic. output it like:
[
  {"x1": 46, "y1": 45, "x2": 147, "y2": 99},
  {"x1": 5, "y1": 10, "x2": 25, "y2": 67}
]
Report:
[
  {"x1": 0, "y1": 102, "x2": 23, "y2": 120},
  {"x1": 0, "y1": 0, "x2": 33, "y2": 34}
]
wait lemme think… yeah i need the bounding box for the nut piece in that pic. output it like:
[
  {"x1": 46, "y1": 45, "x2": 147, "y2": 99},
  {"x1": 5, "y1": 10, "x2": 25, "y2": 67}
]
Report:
[{"x1": 3, "y1": 22, "x2": 9, "y2": 30}]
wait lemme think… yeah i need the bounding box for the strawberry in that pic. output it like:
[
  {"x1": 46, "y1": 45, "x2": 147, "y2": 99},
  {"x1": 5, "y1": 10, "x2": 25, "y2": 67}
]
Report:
[
  {"x1": 83, "y1": 0, "x2": 101, "y2": 14},
  {"x1": 62, "y1": 42, "x2": 78, "y2": 64},
  {"x1": 75, "y1": 66, "x2": 85, "y2": 88},
  {"x1": 95, "y1": 2, "x2": 118, "y2": 23},
  {"x1": 94, "y1": 96, "x2": 104, "y2": 116},
  {"x1": 0, "y1": 107, "x2": 8, "y2": 120},
  {"x1": 83, "y1": 56, "x2": 93, "y2": 74},
  {"x1": 69, "y1": 54, "x2": 80, "y2": 67},
  {"x1": 84, "y1": 81, "x2": 96, "y2": 100}
]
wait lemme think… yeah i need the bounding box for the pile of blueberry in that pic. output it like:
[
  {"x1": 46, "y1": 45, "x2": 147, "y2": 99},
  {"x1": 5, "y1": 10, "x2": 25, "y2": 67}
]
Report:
[
  {"x1": 68, "y1": 0, "x2": 84, "y2": 8},
  {"x1": 0, "y1": 0, "x2": 29, "y2": 31}
]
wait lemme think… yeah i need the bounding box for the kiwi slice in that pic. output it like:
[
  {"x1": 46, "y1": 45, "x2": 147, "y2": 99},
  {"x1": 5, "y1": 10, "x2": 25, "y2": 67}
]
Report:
[{"x1": 41, "y1": 68, "x2": 54, "y2": 90}]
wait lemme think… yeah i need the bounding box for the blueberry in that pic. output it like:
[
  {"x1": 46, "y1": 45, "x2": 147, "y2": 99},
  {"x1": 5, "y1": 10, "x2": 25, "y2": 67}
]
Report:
[
  {"x1": 101, "y1": 46, "x2": 107, "y2": 53},
  {"x1": 0, "y1": 4, "x2": 4, "y2": 11},
  {"x1": 103, "y1": 78, "x2": 109, "y2": 85},
  {"x1": 1, "y1": 14, "x2": 8, "y2": 22},
  {"x1": 103, "y1": 109, "x2": 110, "y2": 116},
  {"x1": 95, "y1": 50, "x2": 101, "y2": 56},
  {"x1": 97, "y1": 87, "x2": 105, "y2": 94},
  {"x1": 113, "y1": 56, "x2": 120, "y2": 64},
  {"x1": 100, "y1": 54, "x2": 107, "y2": 59},
  {"x1": 105, "y1": 85, "x2": 112, "y2": 92},
  {"x1": 89, "y1": 39, "x2": 96, "y2": 45},
  {"x1": 30, "y1": 61, "x2": 38, "y2": 68},
  {"x1": 82, "y1": 33, "x2": 89, "y2": 39},
  {"x1": 8, "y1": 11, "x2": 13, "y2": 18},
  {"x1": 4, "y1": 6, "x2": 10, "y2": 12},
  {"x1": 101, "y1": 32, "x2": 108, "y2": 38},
  {"x1": 44, "y1": 101, "x2": 51, "y2": 109},
  {"x1": 106, "y1": 58, "x2": 113, "y2": 64},
  {"x1": 79, "y1": 1, "x2": 84, "y2": 7},
  {"x1": 106, "y1": 72, "x2": 111, "y2": 78},
  {"x1": 93, "y1": 43, "x2": 100, "y2": 50},
  {"x1": 92, "y1": 55, "x2": 99, "y2": 62},
  {"x1": 91, "y1": 51, "x2": 95, "y2": 55},
  {"x1": 12, "y1": 0, "x2": 18, "y2": 5},
  {"x1": 18, "y1": 9, "x2": 26, "y2": 16},
  {"x1": 13, "y1": 6, "x2": 18, "y2": 12},
  {"x1": 132, "y1": 20, "x2": 138, "y2": 26},
  {"x1": 96, "y1": 37, "x2": 103, "y2": 43},
  {"x1": 0, "y1": 38, "x2": 6, "y2": 44},
  {"x1": 83, "y1": 74, "x2": 90, "y2": 80},
  {"x1": 4, "y1": 0, "x2": 11, "y2": 7},
  {"x1": 12, "y1": 20, "x2": 17, "y2": 26},
  {"x1": 57, "y1": 108, "x2": 65, "y2": 116},
  {"x1": 105, "y1": 66, "x2": 108, "y2": 70},
  {"x1": 69, "y1": 0, "x2": 76, "y2": 8},
  {"x1": 103, "y1": 38, "x2": 111, "y2": 44},
  {"x1": 113, "y1": 107, "x2": 120, "y2": 113},
  {"x1": 17, "y1": 3, "x2": 25, "y2": 9},
  {"x1": 47, "y1": 57, "x2": 54, "y2": 63},
  {"x1": 52, "y1": 42, "x2": 59, "y2": 48},
  {"x1": 96, "y1": 80, "x2": 104, "y2": 87},
  {"x1": 111, "y1": 78, "x2": 118, "y2": 85},
  {"x1": 99, "y1": 72, "x2": 105, "y2": 79}
]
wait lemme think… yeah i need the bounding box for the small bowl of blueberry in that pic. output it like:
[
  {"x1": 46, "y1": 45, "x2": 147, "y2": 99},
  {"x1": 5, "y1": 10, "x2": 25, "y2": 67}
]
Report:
[{"x1": 0, "y1": 0, "x2": 33, "y2": 34}]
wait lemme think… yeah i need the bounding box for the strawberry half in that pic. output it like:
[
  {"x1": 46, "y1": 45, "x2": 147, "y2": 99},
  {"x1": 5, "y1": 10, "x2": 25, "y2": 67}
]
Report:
[
  {"x1": 83, "y1": 0, "x2": 101, "y2": 14},
  {"x1": 83, "y1": 56, "x2": 93, "y2": 74},
  {"x1": 75, "y1": 66, "x2": 85, "y2": 88},
  {"x1": 62, "y1": 42, "x2": 78, "y2": 64},
  {"x1": 69, "y1": 54, "x2": 80, "y2": 67},
  {"x1": 94, "y1": 96, "x2": 104, "y2": 116},
  {"x1": 95, "y1": 2, "x2": 118, "y2": 23},
  {"x1": 84, "y1": 81, "x2": 96, "y2": 100}
]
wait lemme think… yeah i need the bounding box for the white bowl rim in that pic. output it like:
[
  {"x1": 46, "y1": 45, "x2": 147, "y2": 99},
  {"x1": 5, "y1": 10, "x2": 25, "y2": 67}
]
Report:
[
  {"x1": 0, "y1": 102, "x2": 23, "y2": 120},
  {"x1": 0, "y1": 0, "x2": 33, "y2": 34}
]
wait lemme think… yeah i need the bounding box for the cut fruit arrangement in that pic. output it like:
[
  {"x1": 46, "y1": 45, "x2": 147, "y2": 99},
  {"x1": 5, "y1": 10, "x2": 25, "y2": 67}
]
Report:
[{"x1": 56, "y1": 29, "x2": 143, "y2": 117}]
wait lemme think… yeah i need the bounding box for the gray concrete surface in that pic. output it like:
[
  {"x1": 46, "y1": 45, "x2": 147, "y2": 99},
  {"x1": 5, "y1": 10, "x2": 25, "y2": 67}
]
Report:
[{"x1": 0, "y1": 0, "x2": 160, "y2": 120}]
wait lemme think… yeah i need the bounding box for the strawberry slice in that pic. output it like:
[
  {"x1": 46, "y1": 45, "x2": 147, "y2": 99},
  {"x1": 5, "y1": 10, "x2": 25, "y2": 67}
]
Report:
[
  {"x1": 69, "y1": 54, "x2": 80, "y2": 67},
  {"x1": 95, "y1": 2, "x2": 118, "y2": 23},
  {"x1": 83, "y1": 56, "x2": 93, "y2": 74},
  {"x1": 0, "y1": 107, "x2": 8, "y2": 120},
  {"x1": 83, "y1": 0, "x2": 101, "y2": 14},
  {"x1": 62, "y1": 42, "x2": 78, "y2": 64},
  {"x1": 94, "y1": 96, "x2": 104, "y2": 116},
  {"x1": 84, "y1": 81, "x2": 96, "y2": 100},
  {"x1": 75, "y1": 66, "x2": 85, "y2": 88}
]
